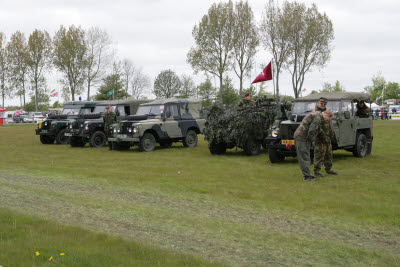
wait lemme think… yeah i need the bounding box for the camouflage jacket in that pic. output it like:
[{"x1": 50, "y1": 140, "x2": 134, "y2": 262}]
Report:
[
  {"x1": 315, "y1": 120, "x2": 335, "y2": 144},
  {"x1": 104, "y1": 111, "x2": 117, "y2": 131},
  {"x1": 355, "y1": 107, "x2": 370, "y2": 118},
  {"x1": 293, "y1": 111, "x2": 323, "y2": 142},
  {"x1": 237, "y1": 98, "x2": 254, "y2": 108},
  {"x1": 315, "y1": 105, "x2": 326, "y2": 112}
]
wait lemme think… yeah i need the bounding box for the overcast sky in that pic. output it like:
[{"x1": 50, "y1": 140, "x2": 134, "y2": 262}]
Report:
[{"x1": 1, "y1": 0, "x2": 399, "y2": 106}]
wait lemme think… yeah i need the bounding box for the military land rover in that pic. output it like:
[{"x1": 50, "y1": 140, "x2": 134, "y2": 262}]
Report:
[
  {"x1": 108, "y1": 98, "x2": 205, "y2": 152},
  {"x1": 66, "y1": 99, "x2": 151, "y2": 147},
  {"x1": 265, "y1": 92, "x2": 373, "y2": 163},
  {"x1": 36, "y1": 101, "x2": 100, "y2": 144}
]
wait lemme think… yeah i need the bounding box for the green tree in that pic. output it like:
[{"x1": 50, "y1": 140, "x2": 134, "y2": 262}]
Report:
[
  {"x1": 52, "y1": 100, "x2": 61, "y2": 108},
  {"x1": 95, "y1": 73, "x2": 129, "y2": 100},
  {"x1": 0, "y1": 32, "x2": 12, "y2": 108},
  {"x1": 221, "y1": 76, "x2": 239, "y2": 105},
  {"x1": 260, "y1": 0, "x2": 292, "y2": 100},
  {"x1": 232, "y1": 0, "x2": 259, "y2": 96},
  {"x1": 53, "y1": 25, "x2": 87, "y2": 101},
  {"x1": 187, "y1": 1, "x2": 234, "y2": 103},
  {"x1": 364, "y1": 73, "x2": 386, "y2": 104},
  {"x1": 385, "y1": 82, "x2": 400, "y2": 100},
  {"x1": 285, "y1": 2, "x2": 334, "y2": 98},
  {"x1": 320, "y1": 80, "x2": 345, "y2": 92},
  {"x1": 198, "y1": 78, "x2": 216, "y2": 106},
  {"x1": 153, "y1": 69, "x2": 181, "y2": 98},
  {"x1": 179, "y1": 74, "x2": 196, "y2": 98},
  {"x1": 26, "y1": 29, "x2": 52, "y2": 111},
  {"x1": 25, "y1": 92, "x2": 50, "y2": 112},
  {"x1": 7, "y1": 31, "x2": 29, "y2": 108}
]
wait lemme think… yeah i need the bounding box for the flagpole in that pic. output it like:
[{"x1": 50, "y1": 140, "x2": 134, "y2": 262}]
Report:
[{"x1": 271, "y1": 58, "x2": 276, "y2": 100}]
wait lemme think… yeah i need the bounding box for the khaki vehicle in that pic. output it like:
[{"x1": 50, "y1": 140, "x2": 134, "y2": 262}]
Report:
[
  {"x1": 264, "y1": 92, "x2": 373, "y2": 163},
  {"x1": 108, "y1": 98, "x2": 206, "y2": 152}
]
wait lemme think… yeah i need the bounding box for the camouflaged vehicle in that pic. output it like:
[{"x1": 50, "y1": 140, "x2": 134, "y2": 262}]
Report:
[
  {"x1": 66, "y1": 99, "x2": 151, "y2": 147},
  {"x1": 108, "y1": 98, "x2": 206, "y2": 152},
  {"x1": 35, "y1": 101, "x2": 101, "y2": 144},
  {"x1": 265, "y1": 92, "x2": 373, "y2": 163}
]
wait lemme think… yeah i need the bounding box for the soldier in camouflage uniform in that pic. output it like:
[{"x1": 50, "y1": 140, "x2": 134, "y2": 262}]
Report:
[
  {"x1": 104, "y1": 106, "x2": 117, "y2": 150},
  {"x1": 237, "y1": 92, "x2": 254, "y2": 108},
  {"x1": 293, "y1": 97, "x2": 327, "y2": 181},
  {"x1": 355, "y1": 100, "x2": 370, "y2": 118},
  {"x1": 313, "y1": 110, "x2": 338, "y2": 177}
]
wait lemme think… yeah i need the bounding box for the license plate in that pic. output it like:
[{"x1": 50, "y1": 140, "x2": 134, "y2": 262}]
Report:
[
  {"x1": 41, "y1": 130, "x2": 48, "y2": 133},
  {"x1": 281, "y1": 140, "x2": 295, "y2": 145},
  {"x1": 64, "y1": 133, "x2": 72, "y2": 136},
  {"x1": 117, "y1": 134, "x2": 127, "y2": 138}
]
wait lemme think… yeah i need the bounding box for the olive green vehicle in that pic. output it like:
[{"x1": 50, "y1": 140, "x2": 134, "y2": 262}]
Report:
[
  {"x1": 265, "y1": 92, "x2": 373, "y2": 163},
  {"x1": 35, "y1": 101, "x2": 101, "y2": 144},
  {"x1": 108, "y1": 98, "x2": 206, "y2": 152},
  {"x1": 65, "y1": 99, "x2": 151, "y2": 147}
]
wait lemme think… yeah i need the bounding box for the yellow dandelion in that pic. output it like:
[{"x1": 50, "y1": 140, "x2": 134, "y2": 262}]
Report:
[
  {"x1": 60, "y1": 252, "x2": 65, "y2": 256},
  {"x1": 49, "y1": 256, "x2": 53, "y2": 261},
  {"x1": 35, "y1": 251, "x2": 40, "y2": 256}
]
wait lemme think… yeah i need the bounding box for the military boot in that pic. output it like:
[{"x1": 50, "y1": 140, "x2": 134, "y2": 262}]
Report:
[
  {"x1": 314, "y1": 171, "x2": 324, "y2": 178},
  {"x1": 108, "y1": 141, "x2": 113, "y2": 150},
  {"x1": 326, "y1": 170, "x2": 338, "y2": 175},
  {"x1": 303, "y1": 175, "x2": 316, "y2": 181}
]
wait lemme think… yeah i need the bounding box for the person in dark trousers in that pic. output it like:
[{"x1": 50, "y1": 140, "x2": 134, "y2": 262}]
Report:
[{"x1": 104, "y1": 106, "x2": 117, "y2": 150}]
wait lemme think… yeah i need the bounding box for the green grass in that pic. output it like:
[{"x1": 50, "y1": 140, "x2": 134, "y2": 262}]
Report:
[{"x1": 0, "y1": 121, "x2": 399, "y2": 266}]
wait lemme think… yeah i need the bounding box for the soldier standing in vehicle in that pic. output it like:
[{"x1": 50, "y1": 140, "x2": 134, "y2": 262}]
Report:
[
  {"x1": 237, "y1": 92, "x2": 254, "y2": 108},
  {"x1": 104, "y1": 106, "x2": 116, "y2": 150},
  {"x1": 313, "y1": 110, "x2": 338, "y2": 177},
  {"x1": 355, "y1": 100, "x2": 370, "y2": 118},
  {"x1": 293, "y1": 98, "x2": 326, "y2": 181}
]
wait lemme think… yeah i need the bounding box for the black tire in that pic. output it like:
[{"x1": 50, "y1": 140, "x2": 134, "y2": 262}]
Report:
[
  {"x1": 160, "y1": 140, "x2": 173, "y2": 148},
  {"x1": 353, "y1": 134, "x2": 368, "y2": 157},
  {"x1": 183, "y1": 130, "x2": 198, "y2": 147},
  {"x1": 113, "y1": 141, "x2": 130, "y2": 151},
  {"x1": 268, "y1": 147, "x2": 285, "y2": 163},
  {"x1": 40, "y1": 135, "x2": 55, "y2": 144},
  {"x1": 56, "y1": 129, "x2": 70, "y2": 144},
  {"x1": 139, "y1": 132, "x2": 156, "y2": 152},
  {"x1": 209, "y1": 141, "x2": 226, "y2": 155},
  {"x1": 70, "y1": 136, "x2": 86, "y2": 147},
  {"x1": 243, "y1": 137, "x2": 261, "y2": 156},
  {"x1": 89, "y1": 131, "x2": 107, "y2": 148}
]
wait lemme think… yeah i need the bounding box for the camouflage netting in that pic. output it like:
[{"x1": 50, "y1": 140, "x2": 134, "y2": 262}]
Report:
[{"x1": 205, "y1": 104, "x2": 276, "y2": 148}]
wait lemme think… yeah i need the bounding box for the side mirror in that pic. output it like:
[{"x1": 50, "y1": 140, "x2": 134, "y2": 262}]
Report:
[{"x1": 344, "y1": 110, "x2": 350, "y2": 119}]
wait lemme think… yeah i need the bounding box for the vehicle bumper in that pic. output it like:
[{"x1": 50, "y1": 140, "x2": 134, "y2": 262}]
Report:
[
  {"x1": 35, "y1": 129, "x2": 55, "y2": 136},
  {"x1": 108, "y1": 136, "x2": 139, "y2": 142}
]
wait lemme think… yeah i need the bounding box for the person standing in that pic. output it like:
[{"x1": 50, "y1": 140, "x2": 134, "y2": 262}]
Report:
[
  {"x1": 104, "y1": 106, "x2": 117, "y2": 150},
  {"x1": 293, "y1": 97, "x2": 326, "y2": 181},
  {"x1": 237, "y1": 92, "x2": 254, "y2": 108},
  {"x1": 313, "y1": 110, "x2": 338, "y2": 177}
]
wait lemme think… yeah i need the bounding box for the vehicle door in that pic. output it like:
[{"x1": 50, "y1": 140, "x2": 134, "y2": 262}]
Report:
[
  {"x1": 338, "y1": 100, "x2": 356, "y2": 147},
  {"x1": 162, "y1": 104, "x2": 181, "y2": 138}
]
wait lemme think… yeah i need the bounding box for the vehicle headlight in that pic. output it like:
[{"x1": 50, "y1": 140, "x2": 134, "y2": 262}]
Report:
[
  {"x1": 117, "y1": 129, "x2": 121, "y2": 133},
  {"x1": 44, "y1": 122, "x2": 47, "y2": 126},
  {"x1": 128, "y1": 128, "x2": 132, "y2": 133},
  {"x1": 85, "y1": 124, "x2": 89, "y2": 130},
  {"x1": 272, "y1": 130, "x2": 279, "y2": 137},
  {"x1": 80, "y1": 124, "x2": 83, "y2": 128}
]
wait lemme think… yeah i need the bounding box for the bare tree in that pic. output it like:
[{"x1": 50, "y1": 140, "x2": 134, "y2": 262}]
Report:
[
  {"x1": 26, "y1": 29, "x2": 52, "y2": 111},
  {"x1": 285, "y1": 2, "x2": 334, "y2": 98},
  {"x1": 232, "y1": 0, "x2": 259, "y2": 95},
  {"x1": 0, "y1": 32, "x2": 11, "y2": 108},
  {"x1": 84, "y1": 27, "x2": 112, "y2": 100},
  {"x1": 7, "y1": 31, "x2": 29, "y2": 107},
  {"x1": 131, "y1": 67, "x2": 150, "y2": 99},
  {"x1": 122, "y1": 58, "x2": 135, "y2": 99},
  {"x1": 53, "y1": 25, "x2": 87, "y2": 101},
  {"x1": 187, "y1": 1, "x2": 235, "y2": 103},
  {"x1": 260, "y1": 0, "x2": 292, "y2": 100}
]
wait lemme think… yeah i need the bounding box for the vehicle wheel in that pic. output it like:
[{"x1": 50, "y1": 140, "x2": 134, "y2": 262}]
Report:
[
  {"x1": 40, "y1": 135, "x2": 55, "y2": 144},
  {"x1": 139, "y1": 133, "x2": 156, "y2": 152},
  {"x1": 113, "y1": 141, "x2": 130, "y2": 151},
  {"x1": 268, "y1": 147, "x2": 285, "y2": 163},
  {"x1": 89, "y1": 131, "x2": 107, "y2": 148},
  {"x1": 183, "y1": 130, "x2": 198, "y2": 147},
  {"x1": 209, "y1": 141, "x2": 226, "y2": 155},
  {"x1": 353, "y1": 134, "x2": 368, "y2": 157},
  {"x1": 56, "y1": 129, "x2": 70, "y2": 144},
  {"x1": 70, "y1": 136, "x2": 85, "y2": 147},
  {"x1": 243, "y1": 137, "x2": 261, "y2": 156},
  {"x1": 160, "y1": 140, "x2": 173, "y2": 148}
]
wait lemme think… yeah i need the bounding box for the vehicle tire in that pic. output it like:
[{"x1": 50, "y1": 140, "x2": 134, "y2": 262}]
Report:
[
  {"x1": 56, "y1": 129, "x2": 70, "y2": 144},
  {"x1": 209, "y1": 141, "x2": 226, "y2": 155},
  {"x1": 40, "y1": 135, "x2": 55, "y2": 144},
  {"x1": 139, "y1": 132, "x2": 156, "y2": 152},
  {"x1": 160, "y1": 140, "x2": 173, "y2": 148},
  {"x1": 113, "y1": 141, "x2": 130, "y2": 151},
  {"x1": 353, "y1": 134, "x2": 368, "y2": 157},
  {"x1": 89, "y1": 131, "x2": 107, "y2": 148},
  {"x1": 268, "y1": 147, "x2": 285, "y2": 163},
  {"x1": 183, "y1": 130, "x2": 198, "y2": 147},
  {"x1": 70, "y1": 136, "x2": 85, "y2": 147},
  {"x1": 243, "y1": 137, "x2": 261, "y2": 156}
]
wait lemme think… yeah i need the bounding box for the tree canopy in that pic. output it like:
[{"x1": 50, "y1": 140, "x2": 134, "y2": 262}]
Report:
[{"x1": 153, "y1": 69, "x2": 181, "y2": 98}]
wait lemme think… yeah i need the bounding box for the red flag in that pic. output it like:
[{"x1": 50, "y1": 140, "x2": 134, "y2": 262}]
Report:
[{"x1": 252, "y1": 61, "x2": 273, "y2": 84}]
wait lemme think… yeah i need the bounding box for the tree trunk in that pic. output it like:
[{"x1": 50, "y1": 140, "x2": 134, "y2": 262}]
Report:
[
  {"x1": 87, "y1": 79, "x2": 91, "y2": 100},
  {"x1": 276, "y1": 71, "x2": 280, "y2": 102},
  {"x1": 239, "y1": 73, "x2": 243, "y2": 96},
  {"x1": 219, "y1": 74, "x2": 223, "y2": 103},
  {"x1": 35, "y1": 79, "x2": 38, "y2": 112}
]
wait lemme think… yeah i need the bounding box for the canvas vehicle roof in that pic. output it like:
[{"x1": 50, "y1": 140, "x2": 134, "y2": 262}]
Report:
[
  {"x1": 95, "y1": 99, "x2": 151, "y2": 106},
  {"x1": 144, "y1": 98, "x2": 201, "y2": 105},
  {"x1": 295, "y1": 92, "x2": 370, "y2": 102},
  {"x1": 142, "y1": 98, "x2": 203, "y2": 119},
  {"x1": 63, "y1": 100, "x2": 103, "y2": 107}
]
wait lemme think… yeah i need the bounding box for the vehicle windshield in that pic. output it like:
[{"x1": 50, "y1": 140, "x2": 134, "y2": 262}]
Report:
[
  {"x1": 79, "y1": 108, "x2": 93, "y2": 114},
  {"x1": 293, "y1": 101, "x2": 340, "y2": 114},
  {"x1": 93, "y1": 105, "x2": 115, "y2": 113},
  {"x1": 136, "y1": 105, "x2": 164, "y2": 116},
  {"x1": 62, "y1": 108, "x2": 80, "y2": 115}
]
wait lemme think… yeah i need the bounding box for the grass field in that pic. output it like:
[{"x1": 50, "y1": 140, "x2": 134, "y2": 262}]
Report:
[{"x1": 0, "y1": 121, "x2": 399, "y2": 266}]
